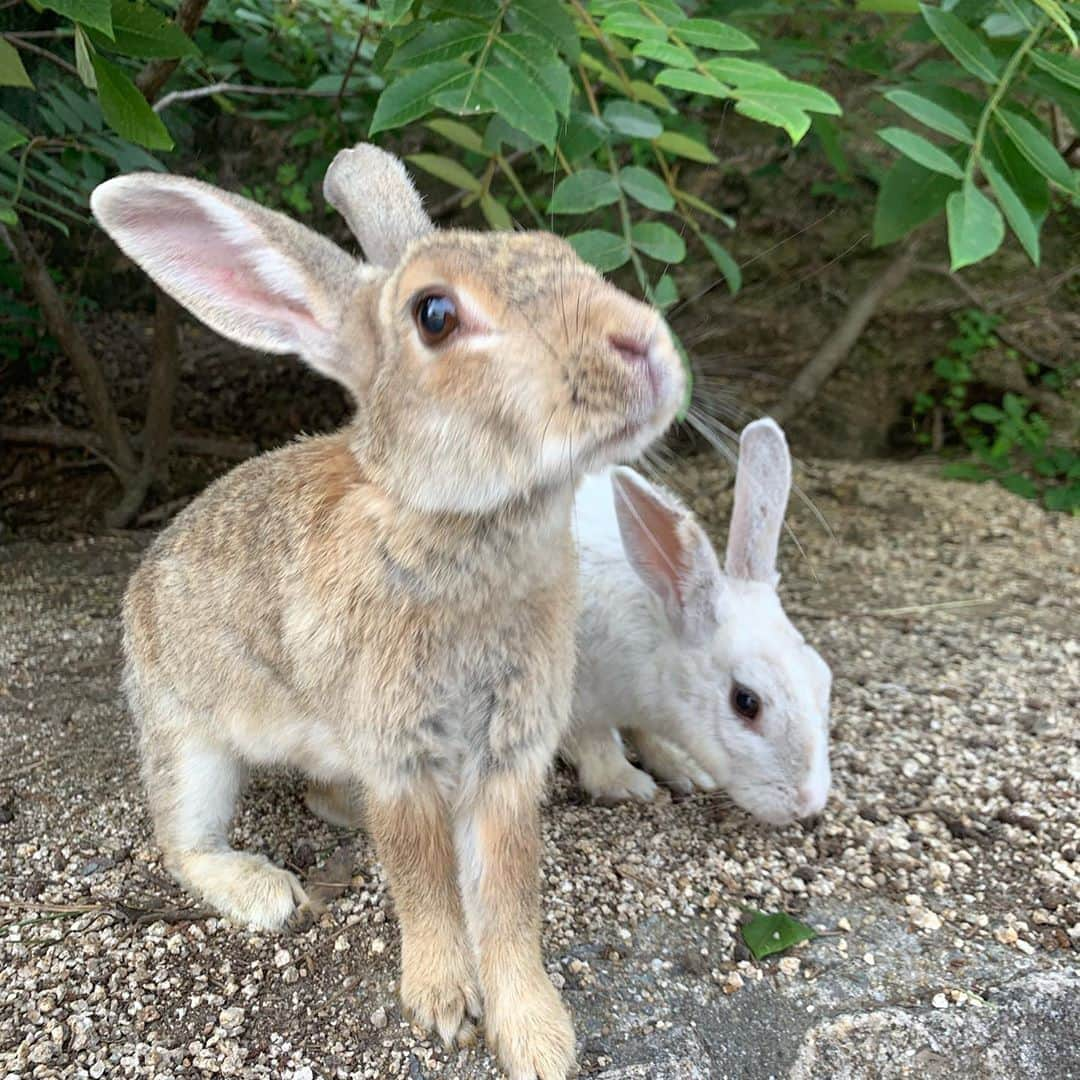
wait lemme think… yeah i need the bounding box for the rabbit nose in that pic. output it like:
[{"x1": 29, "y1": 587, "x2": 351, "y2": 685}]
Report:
[
  {"x1": 608, "y1": 334, "x2": 660, "y2": 399},
  {"x1": 608, "y1": 333, "x2": 650, "y2": 366}
]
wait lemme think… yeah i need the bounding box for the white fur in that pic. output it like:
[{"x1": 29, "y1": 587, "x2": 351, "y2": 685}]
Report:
[{"x1": 568, "y1": 419, "x2": 832, "y2": 824}]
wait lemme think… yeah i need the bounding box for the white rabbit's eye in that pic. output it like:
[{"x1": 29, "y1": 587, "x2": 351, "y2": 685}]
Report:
[
  {"x1": 415, "y1": 293, "x2": 459, "y2": 345},
  {"x1": 731, "y1": 684, "x2": 761, "y2": 723}
]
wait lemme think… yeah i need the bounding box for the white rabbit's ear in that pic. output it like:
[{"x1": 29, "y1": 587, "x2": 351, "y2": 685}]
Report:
[
  {"x1": 725, "y1": 417, "x2": 792, "y2": 585},
  {"x1": 611, "y1": 467, "x2": 722, "y2": 644},
  {"x1": 323, "y1": 144, "x2": 434, "y2": 267},
  {"x1": 90, "y1": 173, "x2": 361, "y2": 387}
]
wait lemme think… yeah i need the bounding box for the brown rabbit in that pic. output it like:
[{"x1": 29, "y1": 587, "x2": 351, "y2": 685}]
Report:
[{"x1": 90, "y1": 144, "x2": 684, "y2": 1080}]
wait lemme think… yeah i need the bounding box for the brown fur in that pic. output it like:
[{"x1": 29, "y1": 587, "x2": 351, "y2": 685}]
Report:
[{"x1": 94, "y1": 144, "x2": 685, "y2": 1079}]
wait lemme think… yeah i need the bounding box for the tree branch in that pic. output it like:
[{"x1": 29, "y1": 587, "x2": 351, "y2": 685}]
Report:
[
  {"x1": 770, "y1": 239, "x2": 920, "y2": 425},
  {"x1": 134, "y1": 0, "x2": 210, "y2": 102},
  {"x1": 1, "y1": 424, "x2": 257, "y2": 462},
  {"x1": 1, "y1": 225, "x2": 139, "y2": 480}
]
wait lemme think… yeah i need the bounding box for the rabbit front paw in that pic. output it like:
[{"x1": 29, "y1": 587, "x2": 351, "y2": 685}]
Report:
[
  {"x1": 632, "y1": 734, "x2": 719, "y2": 795},
  {"x1": 486, "y1": 975, "x2": 576, "y2": 1080},
  {"x1": 579, "y1": 759, "x2": 660, "y2": 804},
  {"x1": 400, "y1": 947, "x2": 482, "y2": 1048},
  {"x1": 170, "y1": 851, "x2": 307, "y2": 930}
]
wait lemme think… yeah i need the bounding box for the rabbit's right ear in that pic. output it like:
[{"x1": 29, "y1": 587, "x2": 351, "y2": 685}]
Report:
[
  {"x1": 323, "y1": 144, "x2": 434, "y2": 268},
  {"x1": 90, "y1": 174, "x2": 363, "y2": 388},
  {"x1": 611, "y1": 468, "x2": 722, "y2": 644},
  {"x1": 725, "y1": 418, "x2": 792, "y2": 585}
]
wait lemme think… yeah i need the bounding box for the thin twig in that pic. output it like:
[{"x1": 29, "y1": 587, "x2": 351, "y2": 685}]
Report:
[
  {"x1": 2, "y1": 34, "x2": 79, "y2": 78},
  {"x1": 154, "y1": 82, "x2": 348, "y2": 113}
]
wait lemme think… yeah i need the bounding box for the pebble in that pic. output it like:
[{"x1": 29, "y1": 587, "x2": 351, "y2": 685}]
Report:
[{"x1": 370, "y1": 1006, "x2": 388, "y2": 1030}]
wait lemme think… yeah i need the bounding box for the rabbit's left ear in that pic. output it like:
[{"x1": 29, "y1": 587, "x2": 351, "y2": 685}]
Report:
[
  {"x1": 323, "y1": 144, "x2": 434, "y2": 268},
  {"x1": 725, "y1": 418, "x2": 791, "y2": 585},
  {"x1": 611, "y1": 468, "x2": 722, "y2": 644}
]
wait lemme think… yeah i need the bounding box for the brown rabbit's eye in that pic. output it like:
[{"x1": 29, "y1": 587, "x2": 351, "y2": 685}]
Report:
[
  {"x1": 731, "y1": 684, "x2": 761, "y2": 722},
  {"x1": 415, "y1": 293, "x2": 458, "y2": 344}
]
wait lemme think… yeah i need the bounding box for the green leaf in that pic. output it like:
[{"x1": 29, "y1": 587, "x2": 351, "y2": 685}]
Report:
[
  {"x1": 919, "y1": 4, "x2": 1001, "y2": 83},
  {"x1": 567, "y1": 229, "x2": 631, "y2": 272},
  {"x1": 651, "y1": 272, "x2": 678, "y2": 310},
  {"x1": 873, "y1": 156, "x2": 960, "y2": 246},
  {"x1": 995, "y1": 108, "x2": 1076, "y2": 190},
  {"x1": 814, "y1": 115, "x2": 851, "y2": 178},
  {"x1": 655, "y1": 69, "x2": 731, "y2": 98},
  {"x1": 857, "y1": 0, "x2": 921, "y2": 10},
  {"x1": 883, "y1": 89, "x2": 973, "y2": 142},
  {"x1": 1031, "y1": 0, "x2": 1078, "y2": 46},
  {"x1": 0, "y1": 38, "x2": 33, "y2": 89},
  {"x1": 1000, "y1": 472, "x2": 1038, "y2": 499},
  {"x1": 508, "y1": 0, "x2": 579, "y2": 61},
  {"x1": 0, "y1": 121, "x2": 26, "y2": 154},
  {"x1": 602, "y1": 12, "x2": 667, "y2": 42},
  {"x1": 676, "y1": 18, "x2": 757, "y2": 52},
  {"x1": 241, "y1": 38, "x2": 292, "y2": 83},
  {"x1": 0, "y1": 200, "x2": 17, "y2": 225},
  {"x1": 96, "y1": 0, "x2": 199, "y2": 59},
  {"x1": 558, "y1": 111, "x2": 609, "y2": 161},
  {"x1": 728, "y1": 75, "x2": 841, "y2": 117},
  {"x1": 632, "y1": 39, "x2": 697, "y2": 69},
  {"x1": 370, "y1": 61, "x2": 471, "y2": 134},
  {"x1": 74, "y1": 25, "x2": 97, "y2": 89},
  {"x1": 735, "y1": 96, "x2": 811, "y2": 144},
  {"x1": 942, "y1": 461, "x2": 990, "y2": 481},
  {"x1": 678, "y1": 188, "x2": 735, "y2": 227},
  {"x1": 631, "y1": 220, "x2": 687, "y2": 262},
  {"x1": 655, "y1": 130, "x2": 718, "y2": 163},
  {"x1": 40, "y1": 0, "x2": 113, "y2": 37},
  {"x1": 971, "y1": 403, "x2": 1005, "y2": 421},
  {"x1": 492, "y1": 35, "x2": 572, "y2": 117},
  {"x1": 378, "y1": 0, "x2": 413, "y2": 27},
  {"x1": 701, "y1": 233, "x2": 741, "y2": 294},
  {"x1": 981, "y1": 156, "x2": 1040, "y2": 264},
  {"x1": 549, "y1": 169, "x2": 621, "y2": 213},
  {"x1": 946, "y1": 178, "x2": 1005, "y2": 270},
  {"x1": 425, "y1": 117, "x2": 486, "y2": 154},
  {"x1": 985, "y1": 123, "x2": 1049, "y2": 218},
  {"x1": 741, "y1": 911, "x2": 817, "y2": 961},
  {"x1": 91, "y1": 53, "x2": 172, "y2": 150},
  {"x1": 619, "y1": 165, "x2": 674, "y2": 210},
  {"x1": 603, "y1": 100, "x2": 662, "y2": 139},
  {"x1": 386, "y1": 17, "x2": 488, "y2": 66},
  {"x1": 475, "y1": 65, "x2": 558, "y2": 148},
  {"x1": 877, "y1": 126, "x2": 963, "y2": 177},
  {"x1": 479, "y1": 192, "x2": 512, "y2": 230},
  {"x1": 405, "y1": 153, "x2": 482, "y2": 193},
  {"x1": 1030, "y1": 49, "x2": 1080, "y2": 90}
]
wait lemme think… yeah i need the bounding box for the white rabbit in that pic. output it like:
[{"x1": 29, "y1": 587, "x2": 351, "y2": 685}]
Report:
[{"x1": 565, "y1": 418, "x2": 831, "y2": 825}]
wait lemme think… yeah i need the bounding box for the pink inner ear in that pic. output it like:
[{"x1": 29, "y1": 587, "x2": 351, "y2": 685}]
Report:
[
  {"x1": 117, "y1": 191, "x2": 320, "y2": 344},
  {"x1": 615, "y1": 477, "x2": 689, "y2": 606}
]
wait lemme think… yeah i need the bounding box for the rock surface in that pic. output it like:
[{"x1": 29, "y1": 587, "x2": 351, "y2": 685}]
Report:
[{"x1": 1, "y1": 457, "x2": 1077, "y2": 1078}]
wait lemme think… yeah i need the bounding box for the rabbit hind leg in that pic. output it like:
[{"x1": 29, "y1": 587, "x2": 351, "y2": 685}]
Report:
[{"x1": 142, "y1": 723, "x2": 306, "y2": 930}]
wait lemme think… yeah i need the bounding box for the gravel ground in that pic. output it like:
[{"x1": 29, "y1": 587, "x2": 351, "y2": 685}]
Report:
[{"x1": 1, "y1": 455, "x2": 1077, "y2": 1079}]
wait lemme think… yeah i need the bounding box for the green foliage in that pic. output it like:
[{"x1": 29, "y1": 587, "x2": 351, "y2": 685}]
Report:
[
  {"x1": 914, "y1": 310, "x2": 1079, "y2": 513},
  {"x1": 868, "y1": 2, "x2": 1078, "y2": 270},
  {"x1": 1, "y1": 0, "x2": 1077, "y2": 309},
  {"x1": 741, "y1": 910, "x2": 818, "y2": 960}
]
